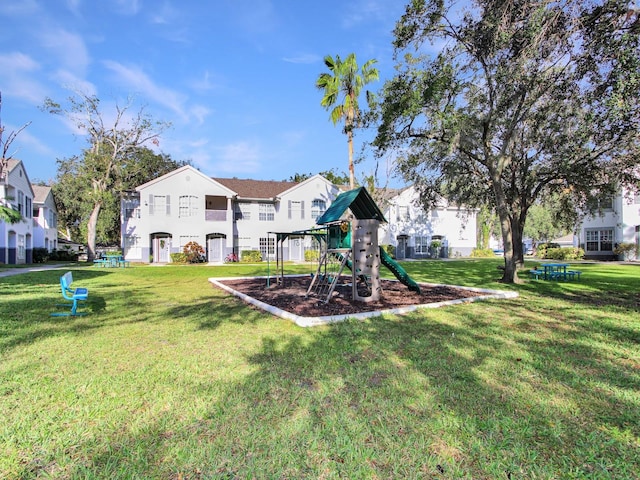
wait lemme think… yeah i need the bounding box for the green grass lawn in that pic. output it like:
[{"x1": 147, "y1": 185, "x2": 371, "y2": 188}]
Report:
[{"x1": 1, "y1": 260, "x2": 638, "y2": 479}]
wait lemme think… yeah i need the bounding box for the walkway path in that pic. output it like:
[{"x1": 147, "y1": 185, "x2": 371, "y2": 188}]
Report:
[{"x1": 0, "y1": 264, "x2": 69, "y2": 278}]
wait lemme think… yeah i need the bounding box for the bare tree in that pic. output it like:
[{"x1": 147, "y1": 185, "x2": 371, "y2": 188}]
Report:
[
  {"x1": 43, "y1": 91, "x2": 169, "y2": 260},
  {"x1": 0, "y1": 92, "x2": 32, "y2": 223}
]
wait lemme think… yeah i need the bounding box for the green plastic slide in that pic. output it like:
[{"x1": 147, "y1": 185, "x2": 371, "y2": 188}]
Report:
[{"x1": 379, "y1": 247, "x2": 421, "y2": 293}]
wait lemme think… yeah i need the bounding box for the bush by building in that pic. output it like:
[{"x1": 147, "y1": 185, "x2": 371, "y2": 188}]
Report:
[
  {"x1": 470, "y1": 248, "x2": 495, "y2": 257},
  {"x1": 240, "y1": 250, "x2": 262, "y2": 263}
]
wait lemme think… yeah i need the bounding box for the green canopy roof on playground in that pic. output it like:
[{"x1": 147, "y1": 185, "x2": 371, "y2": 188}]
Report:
[{"x1": 315, "y1": 187, "x2": 387, "y2": 225}]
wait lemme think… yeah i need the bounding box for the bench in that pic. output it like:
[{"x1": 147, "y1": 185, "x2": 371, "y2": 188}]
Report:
[
  {"x1": 51, "y1": 271, "x2": 89, "y2": 316},
  {"x1": 529, "y1": 269, "x2": 544, "y2": 280},
  {"x1": 567, "y1": 270, "x2": 582, "y2": 280}
]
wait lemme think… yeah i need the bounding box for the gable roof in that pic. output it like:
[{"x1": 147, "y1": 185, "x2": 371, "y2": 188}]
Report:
[
  {"x1": 32, "y1": 185, "x2": 53, "y2": 204},
  {"x1": 316, "y1": 187, "x2": 387, "y2": 224},
  {"x1": 213, "y1": 177, "x2": 298, "y2": 200},
  {"x1": 135, "y1": 165, "x2": 236, "y2": 195},
  {"x1": 3, "y1": 159, "x2": 35, "y2": 196}
]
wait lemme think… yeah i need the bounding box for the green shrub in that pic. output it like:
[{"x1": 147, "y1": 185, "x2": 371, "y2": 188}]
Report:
[
  {"x1": 304, "y1": 249, "x2": 319, "y2": 262},
  {"x1": 470, "y1": 248, "x2": 495, "y2": 257},
  {"x1": 240, "y1": 250, "x2": 262, "y2": 263},
  {"x1": 33, "y1": 248, "x2": 50, "y2": 263},
  {"x1": 614, "y1": 242, "x2": 636, "y2": 260},
  {"x1": 543, "y1": 247, "x2": 584, "y2": 260},
  {"x1": 536, "y1": 242, "x2": 560, "y2": 258},
  {"x1": 170, "y1": 253, "x2": 188, "y2": 263},
  {"x1": 49, "y1": 248, "x2": 78, "y2": 261},
  {"x1": 380, "y1": 244, "x2": 396, "y2": 258}
]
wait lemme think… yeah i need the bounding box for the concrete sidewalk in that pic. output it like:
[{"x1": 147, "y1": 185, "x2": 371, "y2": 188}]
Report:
[{"x1": 0, "y1": 264, "x2": 69, "y2": 278}]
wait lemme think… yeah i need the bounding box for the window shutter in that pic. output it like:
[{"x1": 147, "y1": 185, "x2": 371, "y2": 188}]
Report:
[
  {"x1": 166, "y1": 195, "x2": 171, "y2": 215},
  {"x1": 288, "y1": 200, "x2": 292, "y2": 219},
  {"x1": 149, "y1": 195, "x2": 154, "y2": 215},
  {"x1": 301, "y1": 201, "x2": 305, "y2": 220}
]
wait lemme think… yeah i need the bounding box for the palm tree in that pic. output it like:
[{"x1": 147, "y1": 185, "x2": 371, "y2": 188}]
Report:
[{"x1": 316, "y1": 53, "x2": 379, "y2": 189}]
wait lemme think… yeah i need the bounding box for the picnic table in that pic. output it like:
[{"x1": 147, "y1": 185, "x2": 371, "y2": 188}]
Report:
[
  {"x1": 93, "y1": 254, "x2": 130, "y2": 268},
  {"x1": 530, "y1": 263, "x2": 582, "y2": 281}
]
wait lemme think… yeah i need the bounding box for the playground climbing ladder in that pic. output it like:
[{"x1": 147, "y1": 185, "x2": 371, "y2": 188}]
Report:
[{"x1": 306, "y1": 248, "x2": 352, "y2": 303}]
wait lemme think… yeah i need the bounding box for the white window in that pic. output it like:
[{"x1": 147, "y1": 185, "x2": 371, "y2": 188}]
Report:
[
  {"x1": 585, "y1": 229, "x2": 613, "y2": 252},
  {"x1": 397, "y1": 206, "x2": 409, "y2": 221},
  {"x1": 260, "y1": 237, "x2": 275, "y2": 259},
  {"x1": 17, "y1": 191, "x2": 24, "y2": 215},
  {"x1": 149, "y1": 195, "x2": 170, "y2": 215},
  {"x1": 288, "y1": 200, "x2": 304, "y2": 220},
  {"x1": 235, "y1": 204, "x2": 251, "y2": 221},
  {"x1": 259, "y1": 203, "x2": 275, "y2": 221},
  {"x1": 311, "y1": 199, "x2": 326, "y2": 220},
  {"x1": 179, "y1": 195, "x2": 199, "y2": 218},
  {"x1": 588, "y1": 196, "x2": 613, "y2": 211},
  {"x1": 18, "y1": 235, "x2": 25, "y2": 260},
  {"x1": 124, "y1": 235, "x2": 141, "y2": 259},
  {"x1": 25, "y1": 197, "x2": 32, "y2": 219},
  {"x1": 48, "y1": 210, "x2": 57, "y2": 228},
  {"x1": 415, "y1": 236, "x2": 430, "y2": 254}
]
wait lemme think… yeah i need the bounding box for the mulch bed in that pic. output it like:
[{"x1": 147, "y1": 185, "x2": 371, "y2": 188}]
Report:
[{"x1": 215, "y1": 275, "x2": 485, "y2": 318}]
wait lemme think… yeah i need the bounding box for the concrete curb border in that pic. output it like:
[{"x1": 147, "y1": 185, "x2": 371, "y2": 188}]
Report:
[{"x1": 209, "y1": 275, "x2": 519, "y2": 328}]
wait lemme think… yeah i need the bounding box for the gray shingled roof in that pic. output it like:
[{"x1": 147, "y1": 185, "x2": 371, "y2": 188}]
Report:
[
  {"x1": 212, "y1": 177, "x2": 298, "y2": 199},
  {"x1": 32, "y1": 184, "x2": 52, "y2": 203}
]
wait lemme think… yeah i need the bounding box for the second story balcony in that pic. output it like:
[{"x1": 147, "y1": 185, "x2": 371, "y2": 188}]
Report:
[{"x1": 205, "y1": 209, "x2": 227, "y2": 221}]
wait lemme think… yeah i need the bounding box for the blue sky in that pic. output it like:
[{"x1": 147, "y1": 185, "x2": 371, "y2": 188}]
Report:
[{"x1": 0, "y1": 0, "x2": 411, "y2": 187}]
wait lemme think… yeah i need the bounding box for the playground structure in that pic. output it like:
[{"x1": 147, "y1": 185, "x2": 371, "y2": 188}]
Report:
[{"x1": 268, "y1": 187, "x2": 421, "y2": 304}]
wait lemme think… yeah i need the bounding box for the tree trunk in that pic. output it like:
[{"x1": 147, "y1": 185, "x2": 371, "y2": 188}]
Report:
[
  {"x1": 511, "y1": 218, "x2": 525, "y2": 267},
  {"x1": 86, "y1": 201, "x2": 102, "y2": 262},
  {"x1": 491, "y1": 171, "x2": 520, "y2": 283},
  {"x1": 347, "y1": 129, "x2": 355, "y2": 189}
]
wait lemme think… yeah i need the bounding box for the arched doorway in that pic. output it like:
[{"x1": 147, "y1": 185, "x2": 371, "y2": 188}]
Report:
[
  {"x1": 206, "y1": 233, "x2": 226, "y2": 263},
  {"x1": 396, "y1": 235, "x2": 408, "y2": 260},
  {"x1": 151, "y1": 233, "x2": 172, "y2": 263}
]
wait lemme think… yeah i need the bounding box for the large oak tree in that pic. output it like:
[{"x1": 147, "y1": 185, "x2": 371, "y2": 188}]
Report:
[{"x1": 373, "y1": 0, "x2": 640, "y2": 282}]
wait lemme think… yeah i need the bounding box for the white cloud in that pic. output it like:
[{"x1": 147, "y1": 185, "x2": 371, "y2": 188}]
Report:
[
  {"x1": 65, "y1": 0, "x2": 82, "y2": 16},
  {"x1": 189, "y1": 105, "x2": 211, "y2": 125},
  {"x1": 0, "y1": 52, "x2": 46, "y2": 104},
  {"x1": 211, "y1": 141, "x2": 263, "y2": 174},
  {"x1": 0, "y1": 0, "x2": 40, "y2": 16},
  {"x1": 39, "y1": 28, "x2": 91, "y2": 75},
  {"x1": 149, "y1": 1, "x2": 179, "y2": 24},
  {"x1": 5, "y1": 126, "x2": 55, "y2": 157},
  {"x1": 0, "y1": 52, "x2": 39, "y2": 72},
  {"x1": 112, "y1": 0, "x2": 141, "y2": 16},
  {"x1": 341, "y1": 0, "x2": 404, "y2": 30},
  {"x1": 102, "y1": 60, "x2": 190, "y2": 122},
  {"x1": 53, "y1": 70, "x2": 97, "y2": 97},
  {"x1": 228, "y1": 0, "x2": 279, "y2": 35},
  {"x1": 282, "y1": 53, "x2": 321, "y2": 65},
  {"x1": 189, "y1": 71, "x2": 223, "y2": 93}
]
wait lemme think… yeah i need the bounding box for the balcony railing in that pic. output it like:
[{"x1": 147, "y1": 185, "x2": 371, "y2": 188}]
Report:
[{"x1": 205, "y1": 209, "x2": 227, "y2": 221}]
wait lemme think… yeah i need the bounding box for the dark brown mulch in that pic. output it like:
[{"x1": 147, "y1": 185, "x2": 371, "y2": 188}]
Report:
[{"x1": 215, "y1": 275, "x2": 485, "y2": 318}]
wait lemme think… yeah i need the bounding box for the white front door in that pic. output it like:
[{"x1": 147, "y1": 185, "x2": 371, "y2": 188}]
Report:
[
  {"x1": 397, "y1": 237, "x2": 407, "y2": 259},
  {"x1": 208, "y1": 237, "x2": 223, "y2": 262},
  {"x1": 290, "y1": 236, "x2": 303, "y2": 261},
  {"x1": 154, "y1": 237, "x2": 170, "y2": 263}
]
